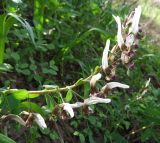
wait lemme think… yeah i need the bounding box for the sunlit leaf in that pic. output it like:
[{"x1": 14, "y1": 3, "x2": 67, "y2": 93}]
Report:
[
  {"x1": 0, "y1": 133, "x2": 16, "y2": 143},
  {"x1": 65, "y1": 90, "x2": 73, "y2": 102}
]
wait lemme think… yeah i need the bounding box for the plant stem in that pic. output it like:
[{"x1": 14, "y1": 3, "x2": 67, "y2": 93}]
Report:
[{"x1": 28, "y1": 68, "x2": 101, "y2": 95}]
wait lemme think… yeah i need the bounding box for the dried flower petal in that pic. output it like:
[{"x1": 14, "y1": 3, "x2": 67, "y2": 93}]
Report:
[
  {"x1": 113, "y1": 15, "x2": 124, "y2": 48},
  {"x1": 102, "y1": 39, "x2": 110, "y2": 71}
]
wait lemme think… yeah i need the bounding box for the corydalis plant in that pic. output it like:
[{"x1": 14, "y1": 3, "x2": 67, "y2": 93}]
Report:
[{"x1": 1, "y1": 5, "x2": 142, "y2": 128}]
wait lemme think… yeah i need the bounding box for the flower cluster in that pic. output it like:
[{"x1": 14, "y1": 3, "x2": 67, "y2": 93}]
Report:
[{"x1": 51, "y1": 5, "x2": 142, "y2": 120}]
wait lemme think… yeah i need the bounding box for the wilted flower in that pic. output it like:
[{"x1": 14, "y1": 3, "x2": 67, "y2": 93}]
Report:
[
  {"x1": 129, "y1": 5, "x2": 142, "y2": 34},
  {"x1": 90, "y1": 73, "x2": 102, "y2": 88},
  {"x1": 20, "y1": 111, "x2": 47, "y2": 129},
  {"x1": 61, "y1": 103, "x2": 74, "y2": 118},
  {"x1": 113, "y1": 15, "x2": 124, "y2": 48},
  {"x1": 101, "y1": 82, "x2": 129, "y2": 94},
  {"x1": 102, "y1": 39, "x2": 110, "y2": 71},
  {"x1": 33, "y1": 113, "x2": 47, "y2": 129},
  {"x1": 1, "y1": 111, "x2": 47, "y2": 130},
  {"x1": 84, "y1": 96, "x2": 111, "y2": 105}
]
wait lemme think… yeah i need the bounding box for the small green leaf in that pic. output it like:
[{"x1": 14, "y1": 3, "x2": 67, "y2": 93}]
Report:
[
  {"x1": 11, "y1": 89, "x2": 29, "y2": 100},
  {"x1": 0, "y1": 133, "x2": 16, "y2": 143},
  {"x1": 75, "y1": 78, "x2": 83, "y2": 86},
  {"x1": 65, "y1": 90, "x2": 73, "y2": 102}
]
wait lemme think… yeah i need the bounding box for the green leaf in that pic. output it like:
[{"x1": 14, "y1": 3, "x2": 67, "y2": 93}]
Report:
[
  {"x1": 4, "y1": 16, "x2": 15, "y2": 36},
  {"x1": 65, "y1": 90, "x2": 73, "y2": 102},
  {"x1": 11, "y1": 89, "x2": 29, "y2": 100},
  {"x1": 0, "y1": 14, "x2": 7, "y2": 64},
  {"x1": 8, "y1": 13, "x2": 36, "y2": 45},
  {"x1": 112, "y1": 132, "x2": 128, "y2": 143},
  {"x1": 0, "y1": 95, "x2": 20, "y2": 113},
  {"x1": 45, "y1": 94, "x2": 54, "y2": 110},
  {"x1": 19, "y1": 102, "x2": 43, "y2": 114},
  {"x1": 0, "y1": 133, "x2": 16, "y2": 143},
  {"x1": 75, "y1": 78, "x2": 83, "y2": 86},
  {"x1": 11, "y1": 52, "x2": 20, "y2": 61},
  {"x1": 79, "y1": 133, "x2": 85, "y2": 143}
]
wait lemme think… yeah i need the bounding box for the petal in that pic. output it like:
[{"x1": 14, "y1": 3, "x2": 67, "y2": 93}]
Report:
[
  {"x1": 113, "y1": 15, "x2": 124, "y2": 48},
  {"x1": 1, "y1": 114, "x2": 26, "y2": 126},
  {"x1": 103, "y1": 82, "x2": 129, "y2": 90},
  {"x1": 70, "y1": 102, "x2": 84, "y2": 108},
  {"x1": 84, "y1": 96, "x2": 111, "y2": 105},
  {"x1": 129, "y1": 5, "x2": 142, "y2": 34},
  {"x1": 63, "y1": 103, "x2": 74, "y2": 118},
  {"x1": 90, "y1": 73, "x2": 102, "y2": 87},
  {"x1": 33, "y1": 113, "x2": 47, "y2": 129},
  {"x1": 102, "y1": 39, "x2": 110, "y2": 71}
]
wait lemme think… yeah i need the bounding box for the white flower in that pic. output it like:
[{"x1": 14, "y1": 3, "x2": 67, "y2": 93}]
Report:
[
  {"x1": 20, "y1": 111, "x2": 47, "y2": 129},
  {"x1": 84, "y1": 96, "x2": 111, "y2": 105},
  {"x1": 62, "y1": 103, "x2": 74, "y2": 118},
  {"x1": 90, "y1": 73, "x2": 102, "y2": 87},
  {"x1": 102, "y1": 82, "x2": 129, "y2": 91},
  {"x1": 33, "y1": 113, "x2": 47, "y2": 130},
  {"x1": 129, "y1": 5, "x2": 142, "y2": 34},
  {"x1": 113, "y1": 15, "x2": 124, "y2": 48},
  {"x1": 102, "y1": 39, "x2": 110, "y2": 71}
]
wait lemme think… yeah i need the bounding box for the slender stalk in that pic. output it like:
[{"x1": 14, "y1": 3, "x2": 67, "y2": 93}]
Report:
[{"x1": 28, "y1": 68, "x2": 101, "y2": 95}]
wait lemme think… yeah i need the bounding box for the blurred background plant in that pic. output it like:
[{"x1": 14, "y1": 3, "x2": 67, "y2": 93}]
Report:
[{"x1": 0, "y1": 0, "x2": 160, "y2": 143}]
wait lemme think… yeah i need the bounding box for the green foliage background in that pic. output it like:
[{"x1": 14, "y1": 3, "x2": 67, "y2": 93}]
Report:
[{"x1": 0, "y1": 0, "x2": 160, "y2": 143}]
